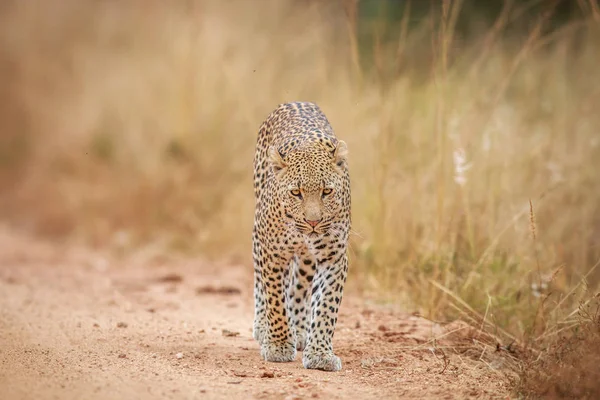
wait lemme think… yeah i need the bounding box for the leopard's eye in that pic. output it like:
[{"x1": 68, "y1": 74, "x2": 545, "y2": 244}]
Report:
[
  {"x1": 322, "y1": 188, "x2": 333, "y2": 196},
  {"x1": 290, "y1": 189, "x2": 302, "y2": 197}
]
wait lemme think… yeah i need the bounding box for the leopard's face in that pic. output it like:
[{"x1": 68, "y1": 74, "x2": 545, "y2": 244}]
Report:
[{"x1": 269, "y1": 138, "x2": 348, "y2": 238}]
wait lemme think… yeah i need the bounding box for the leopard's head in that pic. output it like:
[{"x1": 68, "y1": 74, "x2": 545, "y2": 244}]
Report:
[{"x1": 269, "y1": 135, "x2": 348, "y2": 237}]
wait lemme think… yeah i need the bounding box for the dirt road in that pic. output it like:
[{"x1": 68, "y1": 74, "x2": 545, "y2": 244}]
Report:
[{"x1": 0, "y1": 227, "x2": 515, "y2": 399}]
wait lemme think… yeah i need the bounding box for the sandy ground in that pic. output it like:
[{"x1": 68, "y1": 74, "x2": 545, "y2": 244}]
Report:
[{"x1": 0, "y1": 227, "x2": 517, "y2": 399}]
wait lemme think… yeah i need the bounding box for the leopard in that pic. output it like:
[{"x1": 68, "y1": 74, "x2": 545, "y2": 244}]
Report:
[{"x1": 252, "y1": 101, "x2": 351, "y2": 372}]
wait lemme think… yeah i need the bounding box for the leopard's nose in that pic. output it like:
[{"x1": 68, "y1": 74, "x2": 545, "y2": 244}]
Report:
[{"x1": 305, "y1": 219, "x2": 321, "y2": 227}]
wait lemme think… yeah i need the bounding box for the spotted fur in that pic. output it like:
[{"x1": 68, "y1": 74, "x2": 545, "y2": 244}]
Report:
[{"x1": 252, "y1": 102, "x2": 350, "y2": 372}]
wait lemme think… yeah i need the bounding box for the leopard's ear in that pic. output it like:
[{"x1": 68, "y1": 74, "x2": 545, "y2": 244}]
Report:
[
  {"x1": 332, "y1": 140, "x2": 348, "y2": 169},
  {"x1": 268, "y1": 146, "x2": 287, "y2": 178}
]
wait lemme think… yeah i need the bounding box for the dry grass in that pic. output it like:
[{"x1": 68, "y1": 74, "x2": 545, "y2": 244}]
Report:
[
  {"x1": 1, "y1": 0, "x2": 600, "y2": 387},
  {"x1": 517, "y1": 295, "x2": 600, "y2": 399}
]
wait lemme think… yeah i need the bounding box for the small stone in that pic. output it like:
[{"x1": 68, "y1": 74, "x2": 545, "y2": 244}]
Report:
[
  {"x1": 222, "y1": 329, "x2": 240, "y2": 337},
  {"x1": 176, "y1": 352, "x2": 184, "y2": 359},
  {"x1": 156, "y1": 273, "x2": 183, "y2": 283},
  {"x1": 116, "y1": 322, "x2": 128, "y2": 328}
]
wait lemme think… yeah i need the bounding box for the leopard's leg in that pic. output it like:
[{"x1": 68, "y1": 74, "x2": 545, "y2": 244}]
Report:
[
  {"x1": 284, "y1": 257, "x2": 297, "y2": 347},
  {"x1": 252, "y1": 267, "x2": 268, "y2": 344},
  {"x1": 252, "y1": 226, "x2": 268, "y2": 344},
  {"x1": 254, "y1": 240, "x2": 296, "y2": 363},
  {"x1": 287, "y1": 249, "x2": 315, "y2": 351},
  {"x1": 302, "y1": 235, "x2": 348, "y2": 372}
]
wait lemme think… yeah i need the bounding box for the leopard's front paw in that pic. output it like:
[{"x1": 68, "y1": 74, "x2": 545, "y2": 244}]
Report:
[
  {"x1": 260, "y1": 340, "x2": 296, "y2": 363},
  {"x1": 302, "y1": 350, "x2": 342, "y2": 371}
]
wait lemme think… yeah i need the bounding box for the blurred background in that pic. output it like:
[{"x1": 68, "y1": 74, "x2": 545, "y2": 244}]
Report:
[{"x1": 0, "y1": 0, "x2": 599, "y2": 340}]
